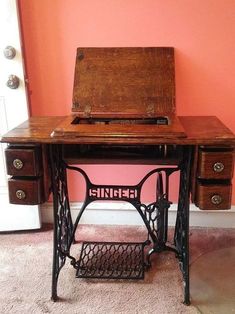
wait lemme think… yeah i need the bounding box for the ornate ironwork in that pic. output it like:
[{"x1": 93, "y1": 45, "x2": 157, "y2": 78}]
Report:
[
  {"x1": 50, "y1": 145, "x2": 74, "y2": 301},
  {"x1": 49, "y1": 144, "x2": 192, "y2": 304},
  {"x1": 76, "y1": 241, "x2": 146, "y2": 279},
  {"x1": 66, "y1": 165, "x2": 178, "y2": 255},
  {"x1": 174, "y1": 146, "x2": 192, "y2": 305}
]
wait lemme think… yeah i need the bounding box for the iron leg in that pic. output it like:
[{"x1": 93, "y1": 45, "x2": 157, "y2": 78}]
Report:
[
  {"x1": 174, "y1": 146, "x2": 192, "y2": 305},
  {"x1": 50, "y1": 144, "x2": 70, "y2": 301}
]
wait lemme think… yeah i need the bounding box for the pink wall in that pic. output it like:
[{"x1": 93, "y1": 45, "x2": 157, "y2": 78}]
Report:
[{"x1": 19, "y1": 0, "x2": 235, "y2": 203}]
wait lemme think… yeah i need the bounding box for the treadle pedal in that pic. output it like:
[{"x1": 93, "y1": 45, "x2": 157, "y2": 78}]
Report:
[{"x1": 76, "y1": 241, "x2": 146, "y2": 280}]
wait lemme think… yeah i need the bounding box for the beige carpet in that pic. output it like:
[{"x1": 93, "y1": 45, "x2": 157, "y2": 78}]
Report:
[
  {"x1": 1, "y1": 225, "x2": 235, "y2": 314},
  {"x1": 191, "y1": 246, "x2": 235, "y2": 314}
]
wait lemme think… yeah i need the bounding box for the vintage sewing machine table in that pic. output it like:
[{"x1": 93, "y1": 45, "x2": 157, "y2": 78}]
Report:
[
  {"x1": 2, "y1": 115, "x2": 234, "y2": 305},
  {"x1": 1, "y1": 48, "x2": 234, "y2": 305}
]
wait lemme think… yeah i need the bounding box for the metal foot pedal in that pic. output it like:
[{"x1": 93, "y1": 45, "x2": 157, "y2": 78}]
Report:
[{"x1": 76, "y1": 241, "x2": 146, "y2": 280}]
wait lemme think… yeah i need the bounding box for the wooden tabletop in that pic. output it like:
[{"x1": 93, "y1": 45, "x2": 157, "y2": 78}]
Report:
[{"x1": 1, "y1": 116, "x2": 235, "y2": 146}]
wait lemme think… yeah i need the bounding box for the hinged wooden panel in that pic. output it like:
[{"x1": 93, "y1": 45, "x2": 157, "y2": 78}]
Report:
[{"x1": 72, "y1": 47, "x2": 175, "y2": 117}]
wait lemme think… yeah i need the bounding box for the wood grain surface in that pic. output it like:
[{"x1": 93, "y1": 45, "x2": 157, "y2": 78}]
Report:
[
  {"x1": 1, "y1": 116, "x2": 235, "y2": 145},
  {"x1": 72, "y1": 47, "x2": 175, "y2": 116}
]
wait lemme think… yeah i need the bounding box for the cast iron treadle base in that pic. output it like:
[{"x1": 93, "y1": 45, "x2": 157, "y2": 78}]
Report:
[{"x1": 76, "y1": 241, "x2": 146, "y2": 280}]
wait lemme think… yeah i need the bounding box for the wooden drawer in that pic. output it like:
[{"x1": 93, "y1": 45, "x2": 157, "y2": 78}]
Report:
[
  {"x1": 198, "y1": 150, "x2": 234, "y2": 179},
  {"x1": 8, "y1": 177, "x2": 44, "y2": 205},
  {"x1": 5, "y1": 146, "x2": 41, "y2": 176},
  {"x1": 195, "y1": 181, "x2": 232, "y2": 210}
]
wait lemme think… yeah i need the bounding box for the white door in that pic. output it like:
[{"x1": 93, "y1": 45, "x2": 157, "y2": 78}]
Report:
[{"x1": 0, "y1": 0, "x2": 41, "y2": 231}]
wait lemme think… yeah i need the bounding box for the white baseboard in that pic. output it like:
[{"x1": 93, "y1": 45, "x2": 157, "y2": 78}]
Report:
[{"x1": 40, "y1": 201, "x2": 235, "y2": 228}]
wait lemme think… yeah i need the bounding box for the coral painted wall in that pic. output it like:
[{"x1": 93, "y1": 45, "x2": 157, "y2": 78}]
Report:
[{"x1": 18, "y1": 0, "x2": 235, "y2": 203}]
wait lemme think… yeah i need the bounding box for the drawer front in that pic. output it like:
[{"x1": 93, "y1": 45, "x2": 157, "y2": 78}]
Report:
[
  {"x1": 5, "y1": 147, "x2": 41, "y2": 176},
  {"x1": 8, "y1": 177, "x2": 44, "y2": 205},
  {"x1": 195, "y1": 182, "x2": 232, "y2": 210},
  {"x1": 198, "y1": 151, "x2": 234, "y2": 179}
]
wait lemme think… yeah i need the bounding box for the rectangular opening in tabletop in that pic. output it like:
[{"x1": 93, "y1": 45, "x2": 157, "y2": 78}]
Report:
[{"x1": 71, "y1": 116, "x2": 169, "y2": 125}]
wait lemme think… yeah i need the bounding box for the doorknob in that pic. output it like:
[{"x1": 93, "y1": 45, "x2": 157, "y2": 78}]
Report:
[
  {"x1": 6, "y1": 75, "x2": 20, "y2": 89},
  {"x1": 3, "y1": 46, "x2": 16, "y2": 59}
]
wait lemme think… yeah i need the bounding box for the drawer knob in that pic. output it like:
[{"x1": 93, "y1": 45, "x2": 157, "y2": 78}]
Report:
[
  {"x1": 13, "y1": 158, "x2": 24, "y2": 170},
  {"x1": 213, "y1": 162, "x2": 224, "y2": 173},
  {"x1": 16, "y1": 190, "x2": 26, "y2": 200},
  {"x1": 211, "y1": 194, "x2": 222, "y2": 205}
]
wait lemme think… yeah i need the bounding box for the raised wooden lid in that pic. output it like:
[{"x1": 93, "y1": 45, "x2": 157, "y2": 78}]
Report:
[{"x1": 72, "y1": 47, "x2": 175, "y2": 117}]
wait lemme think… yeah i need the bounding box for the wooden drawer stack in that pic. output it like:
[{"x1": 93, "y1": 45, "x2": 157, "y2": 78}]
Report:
[
  {"x1": 5, "y1": 145, "x2": 50, "y2": 205},
  {"x1": 195, "y1": 146, "x2": 234, "y2": 210}
]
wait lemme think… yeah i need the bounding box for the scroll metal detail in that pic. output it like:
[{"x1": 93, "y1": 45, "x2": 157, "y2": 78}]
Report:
[{"x1": 49, "y1": 144, "x2": 192, "y2": 304}]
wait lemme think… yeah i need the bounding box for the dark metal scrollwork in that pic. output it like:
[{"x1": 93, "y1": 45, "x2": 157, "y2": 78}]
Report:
[
  {"x1": 174, "y1": 146, "x2": 192, "y2": 305},
  {"x1": 138, "y1": 195, "x2": 171, "y2": 245},
  {"x1": 50, "y1": 145, "x2": 74, "y2": 301},
  {"x1": 49, "y1": 144, "x2": 192, "y2": 305}
]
